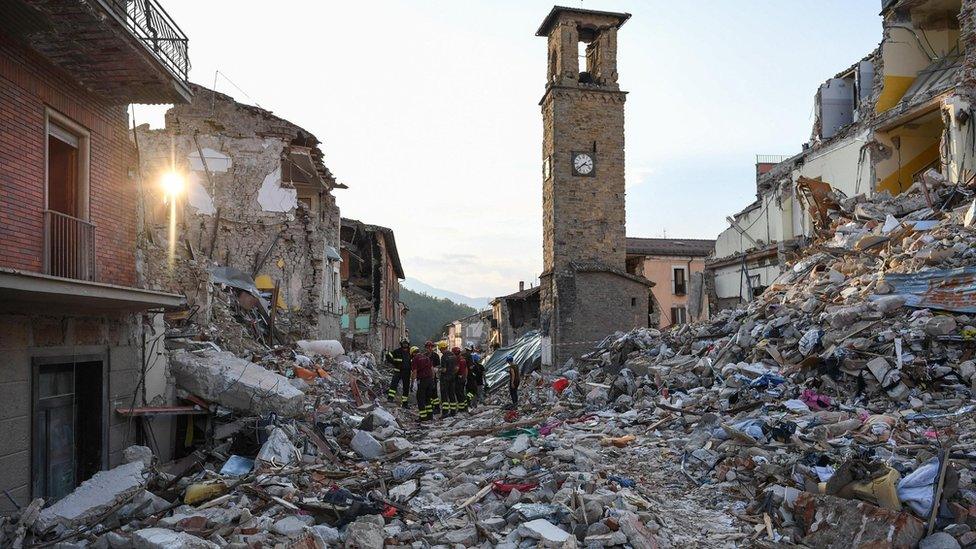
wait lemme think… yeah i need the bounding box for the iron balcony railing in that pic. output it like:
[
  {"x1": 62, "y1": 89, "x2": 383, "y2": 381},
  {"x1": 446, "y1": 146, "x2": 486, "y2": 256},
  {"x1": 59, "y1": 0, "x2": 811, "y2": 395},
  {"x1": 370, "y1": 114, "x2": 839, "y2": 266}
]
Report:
[
  {"x1": 43, "y1": 210, "x2": 96, "y2": 282},
  {"x1": 100, "y1": 0, "x2": 190, "y2": 83}
]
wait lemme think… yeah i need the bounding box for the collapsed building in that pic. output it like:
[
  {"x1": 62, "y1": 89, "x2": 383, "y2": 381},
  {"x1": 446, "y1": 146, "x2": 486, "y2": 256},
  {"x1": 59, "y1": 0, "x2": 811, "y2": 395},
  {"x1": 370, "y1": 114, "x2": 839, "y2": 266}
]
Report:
[
  {"x1": 339, "y1": 218, "x2": 407, "y2": 355},
  {"x1": 708, "y1": 0, "x2": 976, "y2": 313},
  {"x1": 136, "y1": 84, "x2": 345, "y2": 343},
  {"x1": 490, "y1": 281, "x2": 542, "y2": 349},
  {"x1": 0, "y1": 0, "x2": 188, "y2": 511}
]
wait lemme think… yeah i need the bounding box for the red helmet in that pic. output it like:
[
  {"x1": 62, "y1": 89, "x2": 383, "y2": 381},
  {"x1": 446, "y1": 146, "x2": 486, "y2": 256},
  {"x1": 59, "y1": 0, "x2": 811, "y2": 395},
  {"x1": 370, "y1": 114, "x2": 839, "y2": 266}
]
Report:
[
  {"x1": 452, "y1": 346, "x2": 461, "y2": 354},
  {"x1": 425, "y1": 340, "x2": 434, "y2": 348}
]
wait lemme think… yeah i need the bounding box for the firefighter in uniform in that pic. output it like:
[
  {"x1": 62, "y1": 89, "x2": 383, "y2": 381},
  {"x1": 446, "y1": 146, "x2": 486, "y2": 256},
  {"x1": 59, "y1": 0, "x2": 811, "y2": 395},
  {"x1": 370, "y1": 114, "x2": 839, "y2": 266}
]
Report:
[
  {"x1": 385, "y1": 339, "x2": 412, "y2": 407},
  {"x1": 467, "y1": 352, "x2": 485, "y2": 410},
  {"x1": 454, "y1": 347, "x2": 469, "y2": 412},
  {"x1": 439, "y1": 341, "x2": 458, "y2": 417},
  {"x1": 412, "y1": 346, "x2": 435, "y2": 421},
  {"x1": 424, "y1": 341, "x2": 441, "y2": 414}
]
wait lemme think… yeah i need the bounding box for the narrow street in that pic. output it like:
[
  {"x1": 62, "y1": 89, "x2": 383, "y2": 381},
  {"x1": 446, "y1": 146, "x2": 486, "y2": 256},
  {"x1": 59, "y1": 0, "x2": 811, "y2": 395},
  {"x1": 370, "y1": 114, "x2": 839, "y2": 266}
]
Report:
[{"x1": 3, "y1": 0, "x2": 976, "y2": 547}]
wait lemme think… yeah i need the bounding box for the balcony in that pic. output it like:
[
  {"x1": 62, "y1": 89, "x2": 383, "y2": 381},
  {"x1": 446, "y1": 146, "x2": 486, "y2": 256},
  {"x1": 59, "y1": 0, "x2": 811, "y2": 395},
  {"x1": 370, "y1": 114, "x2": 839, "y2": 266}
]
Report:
[
  {"x1": 100, "y1": 0, "x2": 189, "y2": 84},
  {"x1": 4, "y1": 0, "x2": 192, "y2": 104},
  {"x1": 43, "y1": 210, "x2": 96, "y2": 282}
]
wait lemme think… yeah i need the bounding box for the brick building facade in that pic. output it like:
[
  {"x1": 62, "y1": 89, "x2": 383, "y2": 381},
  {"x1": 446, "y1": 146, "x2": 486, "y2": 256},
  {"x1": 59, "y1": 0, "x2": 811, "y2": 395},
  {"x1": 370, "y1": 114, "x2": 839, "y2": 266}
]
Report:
[
  {"x1": 0, "y1": 0, "x2": 186, "y2": 511},
  {"x1": 536, "y1": 7, "x2": 652, "y2": 368}
]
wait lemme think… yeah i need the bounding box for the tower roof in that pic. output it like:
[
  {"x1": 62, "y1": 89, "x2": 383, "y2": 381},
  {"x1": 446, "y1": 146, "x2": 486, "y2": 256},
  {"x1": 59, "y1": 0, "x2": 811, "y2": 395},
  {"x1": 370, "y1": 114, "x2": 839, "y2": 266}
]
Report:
[{"x1": 535, "y1": 6, "x2": 631, "y2": 37}]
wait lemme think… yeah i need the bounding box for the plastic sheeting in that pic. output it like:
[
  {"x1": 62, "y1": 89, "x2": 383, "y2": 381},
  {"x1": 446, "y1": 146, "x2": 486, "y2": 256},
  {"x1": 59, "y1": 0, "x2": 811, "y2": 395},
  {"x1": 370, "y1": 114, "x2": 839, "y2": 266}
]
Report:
[
  {"x1": 484, "y1": 330, "x2": 542, "y2": 392},
  {"x1": 881, "y1": 266, "x2": 976, "y2": 313}
]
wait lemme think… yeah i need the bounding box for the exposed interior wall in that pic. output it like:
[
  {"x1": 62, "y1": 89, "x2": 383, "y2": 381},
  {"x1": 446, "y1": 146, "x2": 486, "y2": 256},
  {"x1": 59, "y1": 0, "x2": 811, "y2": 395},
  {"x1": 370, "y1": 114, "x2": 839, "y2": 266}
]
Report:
[
  {"x1": 136, "y1": 85, "x2": 342, "y2": 341},
  {"x1": 712, "y1": 257, "x2": 781, "y2": 303},
  {"x1": 875, "y1": 110, "x2": 944, "y2": 194},
  {"x1": 878, "y1": 9, "x2": 960, "y2": 112},
  {"x1": 944, "y1": 95, "x2": 976, "y2": 182}
]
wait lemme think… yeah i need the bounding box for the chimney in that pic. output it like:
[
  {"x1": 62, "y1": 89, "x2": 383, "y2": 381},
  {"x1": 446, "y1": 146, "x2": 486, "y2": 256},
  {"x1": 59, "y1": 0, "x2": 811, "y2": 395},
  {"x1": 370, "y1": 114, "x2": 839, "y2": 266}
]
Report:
[{"x1": 519, "y1": 281, "x2": 525, "y2": 292}]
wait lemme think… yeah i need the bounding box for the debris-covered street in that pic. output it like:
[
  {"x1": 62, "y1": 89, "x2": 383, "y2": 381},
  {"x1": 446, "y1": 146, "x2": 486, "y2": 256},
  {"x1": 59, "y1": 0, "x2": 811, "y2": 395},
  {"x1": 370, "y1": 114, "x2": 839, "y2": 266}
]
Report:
[{"x1": 5, "y1": 0, "x2": 976, "y2": 547}]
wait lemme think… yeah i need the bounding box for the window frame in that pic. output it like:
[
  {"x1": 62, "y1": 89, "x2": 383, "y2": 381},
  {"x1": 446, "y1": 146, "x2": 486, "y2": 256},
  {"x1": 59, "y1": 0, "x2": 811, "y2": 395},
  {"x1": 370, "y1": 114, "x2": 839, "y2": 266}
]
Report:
[
  {"x1": 672, "y1": 265, "x2": 687, "y2": 296},
  {"x1": 45, "y1": 108, "x2": 91, "y2": 221}
]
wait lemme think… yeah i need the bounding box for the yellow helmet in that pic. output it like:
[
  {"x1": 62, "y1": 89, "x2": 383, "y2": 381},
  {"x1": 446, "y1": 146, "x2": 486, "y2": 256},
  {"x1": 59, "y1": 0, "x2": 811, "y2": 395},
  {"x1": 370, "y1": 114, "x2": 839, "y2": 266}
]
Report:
[
  {"x1": 410, "y1": 346, "x2": 419, "y2": 355},
  {"x1": 437, "y1": 341, "x2": 448, "y2": 351}
]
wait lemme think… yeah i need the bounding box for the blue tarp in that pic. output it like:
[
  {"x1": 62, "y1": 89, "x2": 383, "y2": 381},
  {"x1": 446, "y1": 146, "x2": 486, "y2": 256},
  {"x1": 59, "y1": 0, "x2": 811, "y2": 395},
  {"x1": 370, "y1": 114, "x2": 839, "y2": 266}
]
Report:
[
  {"x1": 879, "y1": 266, "x2": 976, "y2": 313},
  {"x1": 484, "y1": 330, "x2": 542, "y2": 392}
]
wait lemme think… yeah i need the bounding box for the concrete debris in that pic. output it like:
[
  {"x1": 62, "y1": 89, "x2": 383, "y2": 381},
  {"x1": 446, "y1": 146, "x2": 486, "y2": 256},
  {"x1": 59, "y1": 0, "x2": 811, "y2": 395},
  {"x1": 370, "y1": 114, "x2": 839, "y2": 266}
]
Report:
[
  {"x1": 15, "y1": 175, "x2": 976, "y2": 549},
  {"x1": 35, "y1": 460, "x2": 149, "y2": 533},
  {"x1": 255, "y1": 427, "x2": 297, "y2": 465},
  {"x1": 132, "y1": 528, "x2": 219, "y2": 549},
  {"x1": 350, "y1": 429, "x2": 384, "y2": 460},
  {"x1": 169, "y1": 350, "x2": 304, "y2": 417}
]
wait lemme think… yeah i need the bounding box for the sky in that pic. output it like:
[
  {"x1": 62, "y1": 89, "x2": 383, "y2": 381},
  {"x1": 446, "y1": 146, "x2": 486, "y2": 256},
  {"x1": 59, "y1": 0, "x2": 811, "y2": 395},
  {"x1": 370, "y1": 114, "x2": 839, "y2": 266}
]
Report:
[{"x1": 138, "y1": 1, "x2": 882, "y2": 299}]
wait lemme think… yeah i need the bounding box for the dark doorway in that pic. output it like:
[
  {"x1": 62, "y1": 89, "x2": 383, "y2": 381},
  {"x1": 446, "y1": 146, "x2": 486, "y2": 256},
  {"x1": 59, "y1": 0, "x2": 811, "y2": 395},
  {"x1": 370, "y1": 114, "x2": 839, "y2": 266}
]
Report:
[{"x1": 32, "y1": 357, "x2": 104, "y2": 502}]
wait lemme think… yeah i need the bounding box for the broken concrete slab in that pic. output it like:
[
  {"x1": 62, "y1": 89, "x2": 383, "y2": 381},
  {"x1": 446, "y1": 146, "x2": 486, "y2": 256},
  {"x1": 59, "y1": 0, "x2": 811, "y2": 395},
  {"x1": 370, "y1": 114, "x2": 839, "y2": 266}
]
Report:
[
  {"x1": 350, "y1": 429, "x2": 384, "y2": 459},
  {"x1": 131, "y1": 527, "x2": 219, "y2": 549},
  {"x1": 169, "y1": 350, "x2": 304, "y2": 417},
  {"x1": 256, "y1": 427, "x2": 298, "y2": 465},
  {"x1": 35, "y1": 460, "x2": 149, "y2": 533},
  {"x1": 518, "y1": 518, "x2": 571, "y2": 545}
]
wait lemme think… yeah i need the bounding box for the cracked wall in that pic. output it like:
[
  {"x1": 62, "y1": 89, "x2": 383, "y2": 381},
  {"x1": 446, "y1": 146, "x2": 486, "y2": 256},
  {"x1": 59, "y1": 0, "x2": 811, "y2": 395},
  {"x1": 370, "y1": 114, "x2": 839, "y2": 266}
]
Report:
[{"x1": 136, "y1": 84, "x2": 343, "y2": 341}]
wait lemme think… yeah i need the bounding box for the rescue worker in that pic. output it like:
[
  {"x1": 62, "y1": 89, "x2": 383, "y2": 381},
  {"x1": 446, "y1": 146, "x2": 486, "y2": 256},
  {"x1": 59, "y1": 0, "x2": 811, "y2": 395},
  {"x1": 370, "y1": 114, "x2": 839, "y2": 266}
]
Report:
[
  {"x1": 454, "y1": 347, "x2": 468, "y2": 412},
  {"x1": 467, "y1": 352, "x2": 485, "y2": 410},
  {"x1": 506, "y1": 355, "x2": 520, "y2": 409},
  {"x1": 412, "y1": 345, "x2": 435, "y2": 421},
  {"x1": 386, "y1": 339, "x2": 412, "y2": 408},
  {"x1": 439, "y1": 341, "x2": 458, "y2": 417},
  {"x1": 425, "y1": 341, "x2": 441, "y2": 414}
]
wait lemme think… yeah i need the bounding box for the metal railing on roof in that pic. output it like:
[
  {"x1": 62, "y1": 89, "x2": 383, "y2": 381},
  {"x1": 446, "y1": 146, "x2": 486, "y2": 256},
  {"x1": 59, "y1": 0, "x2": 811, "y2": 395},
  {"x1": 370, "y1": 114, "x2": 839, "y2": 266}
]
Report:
[
  {"x1": 755, "y1": 154, "x2": 790, "y2": 165},
  {"x1": 100, "y1": 0, "x2": 190, "y2": 83}
]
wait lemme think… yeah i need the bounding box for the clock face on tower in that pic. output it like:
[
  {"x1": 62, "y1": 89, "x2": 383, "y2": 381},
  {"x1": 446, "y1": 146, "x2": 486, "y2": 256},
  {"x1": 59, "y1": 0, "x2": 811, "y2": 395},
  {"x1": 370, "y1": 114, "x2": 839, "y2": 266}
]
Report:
[{"x1": 572, "y1": 152, "x2": 595, "y2": 176}]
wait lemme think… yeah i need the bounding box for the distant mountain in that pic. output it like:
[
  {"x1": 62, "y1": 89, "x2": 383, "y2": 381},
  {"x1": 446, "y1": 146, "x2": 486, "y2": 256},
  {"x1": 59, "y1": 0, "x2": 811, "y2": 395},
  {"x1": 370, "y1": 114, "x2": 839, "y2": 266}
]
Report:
[
  {"x1": 400, "y1": 288, "x2": 477, "y2": 342},
  {"x1": 402, "y1": 278, "x2": 490, "y2": 310}
]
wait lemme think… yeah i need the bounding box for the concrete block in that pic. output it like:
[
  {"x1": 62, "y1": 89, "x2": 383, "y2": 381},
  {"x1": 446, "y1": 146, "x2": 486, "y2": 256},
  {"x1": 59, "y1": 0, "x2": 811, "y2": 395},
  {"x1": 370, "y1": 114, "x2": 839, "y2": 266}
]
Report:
[
  {"x1": 0, "y1": 381, "x2": 28, "y2": 420},
  {"x1": 0, "y1": 450, "x2": 29, "y2": 497},
  {"x1": 0, "y1": 315, "x2": 30, "y2": 349},
  {"x1": 169, "y1": 350, "x2": 304, "y2": 417},
  {"x1": 132, "y1": 527, "x2": 219, "y2": 548},
  {"x1": 72, "y1": 317, "x2": 105, "y2": 345},
  {"x1": 36, "y1": 460, "x2": 149, "y2": 533},
  {"x1": 32, "y1": 316, "x2": 65, "y2": 347},
  {"x1": 0, "y1": 417, "x2": 29, "y2": 456},
  {"x1": 0, "y1": 351, "x2": 29, "y2": 383}
]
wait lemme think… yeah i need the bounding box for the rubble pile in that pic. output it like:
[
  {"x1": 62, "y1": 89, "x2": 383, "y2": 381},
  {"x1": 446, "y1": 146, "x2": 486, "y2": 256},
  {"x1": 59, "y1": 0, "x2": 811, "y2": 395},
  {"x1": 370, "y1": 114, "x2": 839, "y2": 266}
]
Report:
[
  {"x1": 546, "y1": 174, "x2": 976, "y2": 545},
  {"x1": 6, "y1": 176, "x2": 976, "y2": 548}
]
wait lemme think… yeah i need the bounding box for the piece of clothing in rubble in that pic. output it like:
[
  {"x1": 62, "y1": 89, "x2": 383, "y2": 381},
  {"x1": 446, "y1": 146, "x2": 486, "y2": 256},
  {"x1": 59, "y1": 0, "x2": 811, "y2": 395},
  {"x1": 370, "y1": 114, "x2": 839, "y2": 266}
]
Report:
[
  {"x1": 412, "y1": 353, "x2": 435, "y2": 421},
  {"x1": 508, "y1": 361, "x2": 521, "y2": 407},
  {"x1": 455, "y1": 354, "x2": 469, "y2": 412},
  {"x1": 386, "y1": 347, "x2": 412, "y2": 407},
  {"x1": 428, "y1": 351, "x2": 441, "y2": 413},
  {"x1": 440, "y1": 351, "x2": 458, "y2": 416}
]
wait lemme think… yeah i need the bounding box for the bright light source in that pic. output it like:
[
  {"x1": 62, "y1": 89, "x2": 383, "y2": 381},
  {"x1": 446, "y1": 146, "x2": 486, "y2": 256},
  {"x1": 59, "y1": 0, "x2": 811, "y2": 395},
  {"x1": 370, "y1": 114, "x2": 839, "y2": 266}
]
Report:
[{"x1": 161, "y1": 171, "x2": 185, "y2": 197}]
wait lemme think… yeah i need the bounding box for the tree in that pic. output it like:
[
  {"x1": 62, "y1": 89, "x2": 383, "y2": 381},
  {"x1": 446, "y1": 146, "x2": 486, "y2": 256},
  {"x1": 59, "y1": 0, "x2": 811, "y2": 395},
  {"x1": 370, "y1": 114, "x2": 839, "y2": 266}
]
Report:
[{"x1": 401, "y1": 287, "x2": 477, "y2": 342}]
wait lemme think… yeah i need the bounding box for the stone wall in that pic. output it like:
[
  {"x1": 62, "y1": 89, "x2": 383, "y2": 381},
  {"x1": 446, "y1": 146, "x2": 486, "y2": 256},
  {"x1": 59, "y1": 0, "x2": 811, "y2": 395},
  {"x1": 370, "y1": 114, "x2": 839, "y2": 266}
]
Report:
[
  {"x1": 541, "y1": 88, "x2": 627, "y2": 274},
  {"x1": 136, "y1": 84, "x2": 343, "y2": 341},
  {"x1": 547, "y1": 269, "x2": 649, "y2": 368}
]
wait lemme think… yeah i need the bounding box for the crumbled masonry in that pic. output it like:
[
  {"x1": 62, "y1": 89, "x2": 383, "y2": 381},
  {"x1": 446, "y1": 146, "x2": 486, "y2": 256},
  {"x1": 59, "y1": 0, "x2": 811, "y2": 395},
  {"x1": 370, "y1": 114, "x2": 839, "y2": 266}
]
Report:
[{"x1": 6, "y1": 174, "x2": 976, "y2": 547}]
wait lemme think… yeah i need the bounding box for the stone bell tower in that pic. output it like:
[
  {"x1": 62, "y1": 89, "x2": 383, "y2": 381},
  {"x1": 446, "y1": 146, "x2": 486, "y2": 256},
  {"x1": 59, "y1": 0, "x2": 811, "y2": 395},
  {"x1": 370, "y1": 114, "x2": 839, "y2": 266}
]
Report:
[{"x1": 536, "y1": 6, "x2": 651, "y2": 368}]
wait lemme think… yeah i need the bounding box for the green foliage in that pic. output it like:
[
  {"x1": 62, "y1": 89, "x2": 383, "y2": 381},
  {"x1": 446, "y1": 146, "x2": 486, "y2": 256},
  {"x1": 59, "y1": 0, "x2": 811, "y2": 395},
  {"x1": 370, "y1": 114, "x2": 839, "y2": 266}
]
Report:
[{"x1": 401, "y1": 287, "x2": 477, "y2": 342}]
